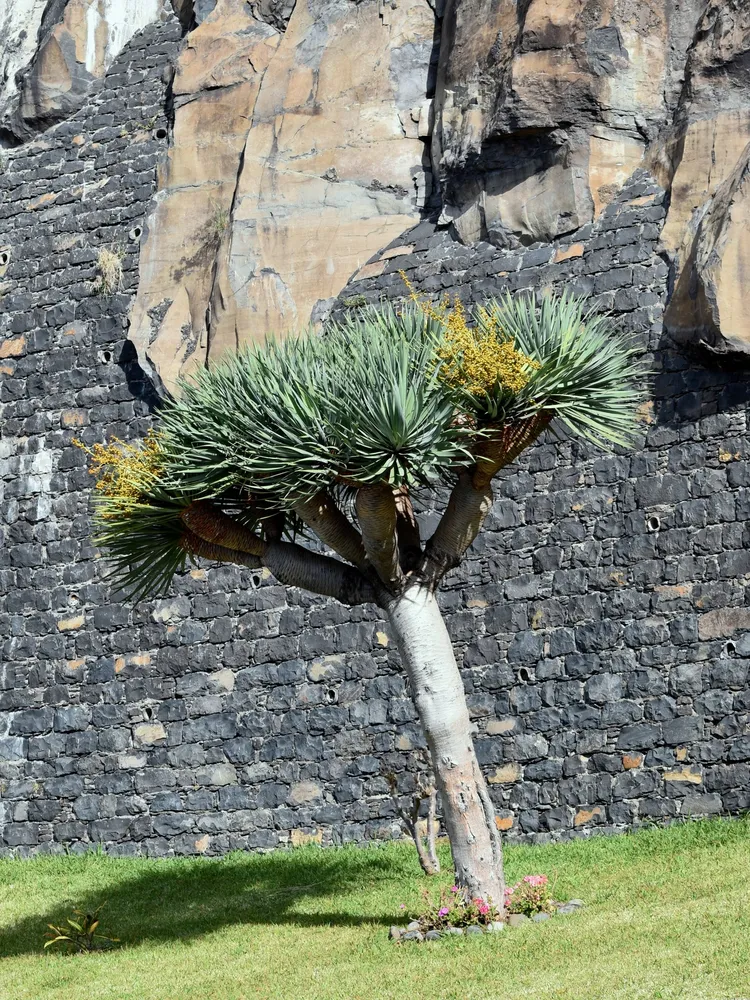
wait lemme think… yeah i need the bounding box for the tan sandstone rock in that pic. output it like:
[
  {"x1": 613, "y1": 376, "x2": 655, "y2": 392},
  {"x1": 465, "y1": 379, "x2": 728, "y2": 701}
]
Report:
[
  {"x1": 116, "y1": 0, "x2": 750, "y2": 379},
  {"x1": 12, "y1": 0, "x2": 172, "y2": 137},
  {"x1": 129, "y1": 0, "x2": 436, "y2": 389},
  {"x1": 129, "y1": 0, "x2": 280, "y2": 389},
  {"x1": 657, "y1": 0, "x2": 750, "y2": 352},
  {"x1": 431, "y1": 0, "x2": 704, "y2": 244},
  {"x1": 207, "y1": 0, "x2": 434, "y2": 363},
  {"x1": 666, "y1": 144, "x2": 750, "y2": 353}
]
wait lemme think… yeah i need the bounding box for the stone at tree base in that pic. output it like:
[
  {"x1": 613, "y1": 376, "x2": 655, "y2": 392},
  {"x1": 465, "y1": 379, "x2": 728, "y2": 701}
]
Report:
[
  {"x1": 487, "y1": 921, "x2": 505, "y2": 933},
  {"x1": 508, "y1": 914, "x2": 530, "y2": 927},
  {"x1": 532, "y1": 912, "x2": 550, "y2": 922},
  {"x1": 465, "y1": 925, "x2": 484, "y2": 936},
  {"x1": 403, "y1": 930, "x2": 424, "y2": 941},
  {"x1": 388, "y1": 926, "x2": 403, "y2": 941},
  {"x1": 406, "y1": 920, "x2": 420, "y2": 932},
  {"x1": 425, "y1": 930, "x2": 442, "y2": 941},
  {"x1": 443, "y1": 927, "x2": 464, "y2": 935}
]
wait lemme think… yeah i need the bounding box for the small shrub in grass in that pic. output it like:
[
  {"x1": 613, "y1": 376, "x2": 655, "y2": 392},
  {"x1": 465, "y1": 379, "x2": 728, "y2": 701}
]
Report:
[
  {"x1": 402, "y1": 875, "x2": 555, "y2": 936},
  {"x1": 412, "y1": 885, "x2": 502, "y2": 932},
  {"x1": 44, "y1": 904, "x2": 119, "y2": 954},
  {"x1": 505, "y1": 875, "x2": 555, "y2": 917}
]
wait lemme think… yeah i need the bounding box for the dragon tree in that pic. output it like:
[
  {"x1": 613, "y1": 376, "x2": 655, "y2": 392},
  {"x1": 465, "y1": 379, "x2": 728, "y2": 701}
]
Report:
[{"x1": 80, "y1": 291, "x2": 644, "y2": 909}]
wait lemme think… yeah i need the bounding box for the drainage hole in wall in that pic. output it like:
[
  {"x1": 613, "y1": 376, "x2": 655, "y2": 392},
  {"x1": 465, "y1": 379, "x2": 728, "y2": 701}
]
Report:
[
  {"x1": 153, "y1": 126, "x2": 168, "y2": 140},
  {"x1": 724, "y1": 640, "x2": 736, "y2": 657},
  {"x1": 518, "y1": 667, "x2": 531, "y2": 683},
  {"x1": 646, "y1": 515, "x2": 661, "y2": 532},
  {"x1": 145, "y1": 707, "x2": 154, "y2": 720},
  {"x1": 0, "y1": 251, "x2": 9, "y2": 267},
  {"x1": 325, "y1": 688, "x2": 338, "y2": 704},
  {"x1": 98, "y1": 349, "x2": 113, "y2": 364},
  {"x1": 250, "y1": 573, "x2": 262, "y2": 589},
  {"x1": 129, "y1": 226, "x2": 142, "y2": 241}
]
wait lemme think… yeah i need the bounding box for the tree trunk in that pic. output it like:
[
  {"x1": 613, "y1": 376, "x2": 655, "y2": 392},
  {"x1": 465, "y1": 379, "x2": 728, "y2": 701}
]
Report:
[{"x1": 386, "y1": 583, "x2": 505, "y2": 907}]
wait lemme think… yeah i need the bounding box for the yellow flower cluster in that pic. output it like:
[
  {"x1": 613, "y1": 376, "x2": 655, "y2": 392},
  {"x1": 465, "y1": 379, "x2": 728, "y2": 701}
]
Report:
[
  {"x1": 74, "y1": 430, "x2": 163, "y2": 518},
  {"x1": 401, "y1": 272, "x2": 539, "y2": 396}
]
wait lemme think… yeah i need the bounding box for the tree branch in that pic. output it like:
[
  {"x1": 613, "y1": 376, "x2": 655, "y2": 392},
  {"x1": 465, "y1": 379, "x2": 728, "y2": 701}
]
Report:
[
  {"x1": 180, "y1": 529, "x2": 263, "y2": 569},
  {"x1": 471, "y1": 413, "x2": 552, "y2": 490},
  {"x1": 476, "y1": 763, "x2": 503, "y2": 876},
  {"x1": 387, "y1": 771, "x2": 441, "y2": 876},
  {"x1": 394, "y1": 486, "x2": 422, "y2": 572},
  {"x1": 264, "y1": 541, "x2": 377, "y2": 605},
  {"x1": 425, "y1": 779, "x2": 441, "y2": 875},
  {"x1": 419, "y1": 414, "x2": 551, "y2": 587},
  {"x1": 181, "y1": 500, "x2": 377, "y2": 605},
  {"x1": 419, "y1": 470, "x2": 493, "y2": 588},
  {"x1": 355, "y1": 484, "x2": 404, "y2": 589},
  {"x1": 293, "y1": 490, "x2": 368, "y2": 570},
  {"x1": 181, "y1": 501, "x2": 266, "y2": 556}
]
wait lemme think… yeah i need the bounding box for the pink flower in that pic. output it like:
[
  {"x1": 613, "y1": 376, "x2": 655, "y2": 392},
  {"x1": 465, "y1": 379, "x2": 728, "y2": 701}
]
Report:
[
  {"x1": 523, "y1": 874, "x2": 548, "y2": 887},
  {"x1": 450, "y1": 886, "x2": 459, "y2": 893},
  {"x1": 399, "y1": 904, "x2": 406, "y2": 909},
  {"x1": 438, "y1": 907, "x2": 449, "y2": 917}
]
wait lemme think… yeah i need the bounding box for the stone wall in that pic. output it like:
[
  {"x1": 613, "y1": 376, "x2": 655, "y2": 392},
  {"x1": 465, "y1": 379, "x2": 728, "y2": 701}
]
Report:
[
  {"x1": 2, "y1": 16, "x2": 750, "y2": 859},
  {"x1": 333, "y1": 173, "x2": 750, "y2": 832}
]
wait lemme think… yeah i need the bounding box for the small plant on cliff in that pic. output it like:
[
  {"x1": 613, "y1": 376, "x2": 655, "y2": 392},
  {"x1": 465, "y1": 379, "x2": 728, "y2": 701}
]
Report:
[
  {"x1": 79, "y1": 291, "x2": 645, "y2": 911},
  {"x1": 91, "y1": 247, "x2": 125, "y2": 296},
  {"x1": 211, "y1": 205, "x2": 229, "y2": 242}
]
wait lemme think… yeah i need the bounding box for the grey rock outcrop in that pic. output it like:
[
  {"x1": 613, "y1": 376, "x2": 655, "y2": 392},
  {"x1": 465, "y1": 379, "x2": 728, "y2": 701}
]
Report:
[{"x1": 0, "y1": 0, "x2": 176, "y2": 143}]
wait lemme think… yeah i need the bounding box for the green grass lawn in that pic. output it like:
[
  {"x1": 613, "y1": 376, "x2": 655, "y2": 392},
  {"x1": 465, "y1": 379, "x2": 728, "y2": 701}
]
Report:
[{"x1": 1, "y1": 818, "x2": 749, "y2": 1000}]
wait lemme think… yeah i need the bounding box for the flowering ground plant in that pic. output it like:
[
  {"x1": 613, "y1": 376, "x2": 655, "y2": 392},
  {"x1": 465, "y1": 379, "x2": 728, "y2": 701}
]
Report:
[
  {"x1": 504, "y1": 874, "x2": 555, "y2": 917},
  {"x1": 411, "y1": 885, "x2": 502, "y2": 931}
]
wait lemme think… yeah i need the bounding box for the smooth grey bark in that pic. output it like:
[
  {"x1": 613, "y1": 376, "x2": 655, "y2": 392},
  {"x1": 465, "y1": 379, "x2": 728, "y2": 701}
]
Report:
[
  {"x1": 386, "y1": 582, "x2": 505, "y2": 905},
  {"x1": 388, "y1": 770, "x2": 441, "y2": 876}
]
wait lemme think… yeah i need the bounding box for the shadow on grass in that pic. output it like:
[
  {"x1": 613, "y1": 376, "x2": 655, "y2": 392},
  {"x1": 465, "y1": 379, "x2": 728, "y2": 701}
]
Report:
[
  {"x1": 0, "y1": 844, "x2": 421, "y2": 958},
  {"x1": 5, "y1": 818, "x2": 747, "y2": 959}
]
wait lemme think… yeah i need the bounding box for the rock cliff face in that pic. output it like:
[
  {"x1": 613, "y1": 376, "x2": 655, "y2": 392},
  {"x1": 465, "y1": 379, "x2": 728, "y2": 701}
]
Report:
[
  {"x1": 429, "y1": 0, "x2": 750, "y2": 362},
  {"x1": 0, "y1": 0, "x2": 50, "y2": 142},
  {"x1": 3, "y1": 0, "x2": 749, "y2": 380},
  {"x1": 1, "y1": 0, "x2": 174, "y2": 142},
  {"x1": 656, "y1": 0, "x2": 750, "y2": 353},
  {"x1": 129, "y1": 0, "x2": 437, "y2": 386}
]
